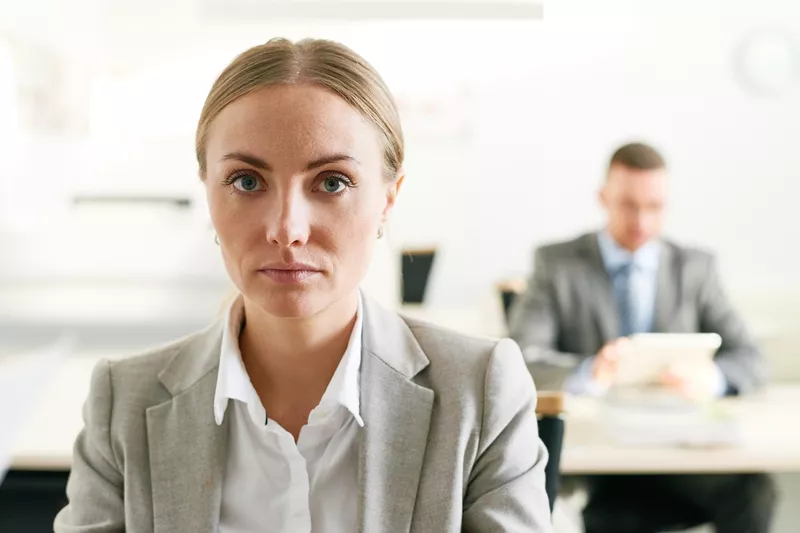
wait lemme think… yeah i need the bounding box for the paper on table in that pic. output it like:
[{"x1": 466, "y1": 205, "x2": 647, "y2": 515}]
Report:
[
  {"x1": 0, "y1": 336, "x2": 75, "y2": 484},
  {"x1": 601, "y1": 397, "x2": 743, "y2": 448}
]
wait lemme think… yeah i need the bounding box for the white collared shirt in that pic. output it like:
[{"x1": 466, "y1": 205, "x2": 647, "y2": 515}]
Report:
[{"x1": 214, "y1": 294, "x2": 364, "y2": 533}]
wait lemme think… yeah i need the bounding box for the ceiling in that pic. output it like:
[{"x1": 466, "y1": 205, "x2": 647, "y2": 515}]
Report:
[{"x1": 0, "y1": 0, "x2": 543, "y2": 73}]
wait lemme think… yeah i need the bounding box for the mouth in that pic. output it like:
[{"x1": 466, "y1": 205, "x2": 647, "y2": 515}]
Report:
[{"x1": 258, "y1": 263, "x2": 322, "y2": 284}]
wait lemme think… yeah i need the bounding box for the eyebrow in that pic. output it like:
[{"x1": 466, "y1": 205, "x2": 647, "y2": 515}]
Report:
[
  {"x1": 305, "y1": 154, "x2": 360, "y2": 171},
  {"x1": 220, "y1": 152, "x2": 360, "y2": 172}
]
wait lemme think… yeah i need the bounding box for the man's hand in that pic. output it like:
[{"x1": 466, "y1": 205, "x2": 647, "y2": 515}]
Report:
[
  {"x1": 592, "y1": 338, "x2": 631, "y2": 387},
  {"x1": 660, "y1": 361, "x2": 721, "y2": 400}
]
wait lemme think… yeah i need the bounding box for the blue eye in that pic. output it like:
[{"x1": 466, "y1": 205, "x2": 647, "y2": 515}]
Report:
[
  {"x1": 320, "y1": 176, "x2": 348, "y2": 194},
  {"x1": 323, "y1": 178, "x2": 344, "y2": 193},
  {"x1": 232, "y1": 175, "x2": 262, "y2": 192}
]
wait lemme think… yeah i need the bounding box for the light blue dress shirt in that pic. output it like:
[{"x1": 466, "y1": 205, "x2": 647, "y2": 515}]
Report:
[
  {"x1": 597, "y1": 230, "x2": 661, "y2": 335},
  {"x1": 564, "y1": 231, "x2": 726, "y2": 396}
]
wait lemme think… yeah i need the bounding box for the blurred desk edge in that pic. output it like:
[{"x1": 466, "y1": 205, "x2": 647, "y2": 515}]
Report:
[
  {"x1": 561, "y1": 386, "x2": 800, "y2": 474},
  {"x1": 6, "y1": 351, "x2": 800, "y2": 474}
]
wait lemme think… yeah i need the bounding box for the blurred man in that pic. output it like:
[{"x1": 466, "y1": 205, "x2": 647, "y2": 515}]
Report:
[{"x1": 509, "y1": 143, "x2": 776, "y2": 533}]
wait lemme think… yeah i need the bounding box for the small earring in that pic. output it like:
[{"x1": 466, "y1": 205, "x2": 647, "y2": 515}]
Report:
[
  {"x1": 214, "y1": 234, "x2": 220, "y2": 246},
  {"x1": 377, "y1": 226, "x2": 384, "y2": 239}
]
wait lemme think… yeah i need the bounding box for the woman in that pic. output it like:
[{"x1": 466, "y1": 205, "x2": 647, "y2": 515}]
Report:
[{"x1": 55, "y1": 38, "x2": 552, "y2": 532}]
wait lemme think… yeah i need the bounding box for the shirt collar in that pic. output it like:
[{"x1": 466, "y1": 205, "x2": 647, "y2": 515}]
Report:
[
  {"x1": 213, "y1": 293, "x2": 364, "y2": 428},
  {"x1": 317, "y1": 294, "x2": 364, "y2": 426},
  {"x1": 597, "y1": 230, "x2": 661, "y2": 273}
]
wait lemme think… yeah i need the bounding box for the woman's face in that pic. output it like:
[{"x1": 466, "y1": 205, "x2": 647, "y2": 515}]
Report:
[{"x1": 204, "y1": 84, "x2": 401, "y2": 318}]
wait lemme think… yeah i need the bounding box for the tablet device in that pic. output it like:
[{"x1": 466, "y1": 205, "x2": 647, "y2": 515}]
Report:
[{"x1": 613, "y1": 333, "x2": 722, "y2": 388}]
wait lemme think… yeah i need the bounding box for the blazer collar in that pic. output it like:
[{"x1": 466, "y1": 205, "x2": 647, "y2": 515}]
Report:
[
  {"x1": 148, "y1": 320, "x2": 227, "y2": 533},
  {"x1": 155, "y1": 291, "x2": 429, "y2": 396},
  {"x1": 578, "y1": 233, "x2": 619, "y2": 341},
  {"x1": 358, "y1": 295, "x2": 434, "y2": 532},
  {"x1": 653, "y1": 241, "x2": 682, "y2": 333},
  {"x1": 157, "y1": 320, "x2": 225, "y2": 397},
  {"x1": 361, "y1": 294, "x2": 430, "y2": 378}
]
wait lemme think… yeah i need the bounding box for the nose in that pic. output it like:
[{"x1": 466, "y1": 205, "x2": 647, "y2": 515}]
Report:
[
  {"x1": 634, "y1": 212, "x2": 648, "y2": 230},
  {"x1": 265, "y1": 189, "x2": 310, "y2": 247}
]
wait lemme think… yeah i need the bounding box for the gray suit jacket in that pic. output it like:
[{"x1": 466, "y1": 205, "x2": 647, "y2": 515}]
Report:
[
  {"x1": 509, "y1": 232, "x2": 765, "y2": 394},
  {"x1": 55, "y1": 296, "x2": 552, "y2": 532}
]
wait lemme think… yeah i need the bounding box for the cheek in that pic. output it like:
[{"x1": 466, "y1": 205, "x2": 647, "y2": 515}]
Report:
[
  {"x1": 206, "y1": 190, "x2": 264, "y2": 275},
  {"x1": 319, "y1": 199, "x2": 380, "y2": 264},
  {"x1": 206, "y1": 186, "x2": 233, "y2": 228},
  {"x1": 208, "y1": 188, "x2": 258, "y2": 234},
  {"x1": 323, "y1": 209, "x2": 376, "y2": 252}
]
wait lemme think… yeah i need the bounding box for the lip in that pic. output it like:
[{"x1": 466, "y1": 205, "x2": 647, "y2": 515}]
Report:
[{"x1": 258, "y1": 262, "x2": 321, "y2": 284}]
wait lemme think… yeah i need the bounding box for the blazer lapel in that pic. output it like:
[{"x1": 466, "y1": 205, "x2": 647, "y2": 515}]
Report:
[
  {"x1": 580, "y1": 233, "x2": 619, "y2": 342},
  {"x1": 653, "y1": 242, "x2": 681, "y2": 333},
  {"x1": 147, "y1": 323, "x2": 228, "y2": 533},
  {"x1": 357, "y1": 296, "x2": 434, "y2": 533}
]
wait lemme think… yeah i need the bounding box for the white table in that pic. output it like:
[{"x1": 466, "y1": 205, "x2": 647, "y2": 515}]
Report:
[
  {"x1": 6, "y1": 351, "x2": 800, "y2": 474},
  {"x1": 8, "y1": 356, "x2": 102, "y2": 470},
  {"x1": 560, "y1": 387, "x2": 800, "y2": 474}
]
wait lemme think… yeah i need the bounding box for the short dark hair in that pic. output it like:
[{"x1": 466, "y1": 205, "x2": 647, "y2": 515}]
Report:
[{"x1": 608, "y1": 142, "x2": 666, "y2": 172}]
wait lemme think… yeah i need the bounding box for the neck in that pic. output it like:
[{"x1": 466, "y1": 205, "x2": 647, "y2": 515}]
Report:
[
  {"x1": 605, "y1": 229, "x2": 653, "y2": 253},
  {"x1": 239, "y1": 290, "x2": 359, "y2": 403}
]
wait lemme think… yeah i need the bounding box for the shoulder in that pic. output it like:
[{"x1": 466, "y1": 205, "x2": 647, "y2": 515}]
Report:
[
  {"x1": 535, "y1": 233, "x2": 594, "y2": 263},
  {"x1": 663, "y1": 238, "x2": 716, "y2": 269},
  {"x1": 92, "y1": 325, "x2": 218, "y2": 413},
  {"x1": 405, "y1": 317, "x2": 498, "y2": 367},
  {"x1": 106, "y1": 332, "x2": 195, "y2": 384},
  {"x1": 402, "y1": 317, "x2": 532, "y2": 400},
  {"x1": 401, "y1": 317, "x2": 536, "y2": 451}
]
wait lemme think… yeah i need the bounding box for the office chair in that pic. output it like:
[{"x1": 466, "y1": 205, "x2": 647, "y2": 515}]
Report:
[
  {"x1": 536, "y1": 391, "x2": 565, "y2": 513},
  {"x1": 0, "y1": 470, "x2": 69, "y2": 532},
  {"x1": 497, "y1": 280, "x2": 565, "y2": 512}
]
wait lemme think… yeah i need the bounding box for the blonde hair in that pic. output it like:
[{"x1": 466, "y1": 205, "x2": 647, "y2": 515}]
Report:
[{"x1": 196, "y1": 37, "x2": 404, "y2": 179}]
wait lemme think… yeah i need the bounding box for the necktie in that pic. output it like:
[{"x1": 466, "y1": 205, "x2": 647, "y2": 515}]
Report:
[{"x1": 613, "y1": 262, "x2": 637, "y2": 337}]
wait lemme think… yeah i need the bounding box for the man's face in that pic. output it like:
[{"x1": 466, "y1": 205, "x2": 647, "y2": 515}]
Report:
[{"x1": 600, "y1": 164, "x2": 668, "y2": 251}]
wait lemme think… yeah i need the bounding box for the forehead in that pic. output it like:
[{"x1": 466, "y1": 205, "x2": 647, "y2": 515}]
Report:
[
  {"x1": 607, "y1": 165, "x2": 668, "y2": 199},
  {"x1": 205, "y1": 84, "x2": 382, "y2": 166}
]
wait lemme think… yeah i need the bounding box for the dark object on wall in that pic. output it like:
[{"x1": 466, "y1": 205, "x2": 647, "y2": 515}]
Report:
[
  {"x1": 0, "y1": 470, "x2": 69, "y2": 532},
  {"x1": 500, "y1": 290, "x2": 517, "y2": 322},
  {"x1": 401, "y1": 248, "x2": 437, "y2": 304},
  {"x1": 496, "y1": 278, "x2": 527, "y2": 324}
]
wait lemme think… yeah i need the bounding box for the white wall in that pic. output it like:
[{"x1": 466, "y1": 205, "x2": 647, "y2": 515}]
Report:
[
  {"x1": 408, "y1": 0, "x2": 800, "y2": 306},
  {"x1": 1, "y1": 0, "x2": 799, "y2": 313}
]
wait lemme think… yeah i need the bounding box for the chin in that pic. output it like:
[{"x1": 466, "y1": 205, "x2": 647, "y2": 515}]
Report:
[
  {"x1": 250, "y1": 280, "x2": 349, "y2": 320},
  {"x1": 259, "y1": 290, "x2": 321, "y2": 319},
  {"x1": 624, "y1": 235, "x2": 649, "y2": 250}
]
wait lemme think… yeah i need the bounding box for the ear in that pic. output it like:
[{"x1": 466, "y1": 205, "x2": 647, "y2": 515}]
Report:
[
  {"x1": 598, "y1": 183, "x2": 609, "y2": 209},
  {"x1": 382, "y1": 169, "x2": 405, "y2": 220}
]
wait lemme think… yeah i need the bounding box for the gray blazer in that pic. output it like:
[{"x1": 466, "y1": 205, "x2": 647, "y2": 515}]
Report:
[
  {"x1": 509, "y1": 232, "x2": 765, "y2": 394},
  {"x1": 55, "y1": 296, "x2": 552, "y2": 532}
]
